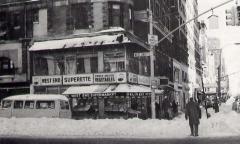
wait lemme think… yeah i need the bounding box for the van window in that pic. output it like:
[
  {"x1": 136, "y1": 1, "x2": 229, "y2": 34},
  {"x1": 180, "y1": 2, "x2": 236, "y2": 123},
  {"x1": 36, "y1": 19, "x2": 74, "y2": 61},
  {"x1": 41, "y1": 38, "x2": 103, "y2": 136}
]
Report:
[
  {"x1": 14, "y1": 101, "x2": 23, "y2": 109},
  {"x1": 2, "y1": 100, "x2": 12, "y2": 108},
  {"x1": 36, "y1": 101, "x2": 55, "y2": 109},
  {"x1": 60, "y1": 100, "x2": 70, "y2": 110},
  {"x1": 24, "y1": 101, "x2": 35, "y2": 109}
]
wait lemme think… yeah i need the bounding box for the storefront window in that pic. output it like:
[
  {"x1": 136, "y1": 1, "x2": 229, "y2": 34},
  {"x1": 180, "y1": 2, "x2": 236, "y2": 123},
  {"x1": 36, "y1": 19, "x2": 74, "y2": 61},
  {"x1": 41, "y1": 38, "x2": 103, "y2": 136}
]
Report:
[{"x1": 104, "y1": 98, "x2": 128, "y2": 112}]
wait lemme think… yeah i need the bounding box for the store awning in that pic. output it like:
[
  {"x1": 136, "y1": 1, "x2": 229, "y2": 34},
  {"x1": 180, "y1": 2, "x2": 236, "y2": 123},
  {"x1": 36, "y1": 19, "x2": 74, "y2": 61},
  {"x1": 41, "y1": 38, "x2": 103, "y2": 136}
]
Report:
[
  {"x1": 62, "y1": 85, "x2": 109, "y2": 95},
  {"x1": 105, "y1": 84, "x2": 163, "y2": 94},
  {"x1": 29, "y1": 34, "x2": 131, "y2": 51},
  {"x1": 63, "y1": 84, "x2": 163, "y2": 96}
]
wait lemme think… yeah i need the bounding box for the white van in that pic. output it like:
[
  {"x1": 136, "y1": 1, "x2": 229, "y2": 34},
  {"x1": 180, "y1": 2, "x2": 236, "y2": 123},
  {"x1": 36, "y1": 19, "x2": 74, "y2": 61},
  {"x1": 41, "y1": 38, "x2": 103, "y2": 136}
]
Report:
[{"x1": 0, "y1": 94, "x2": 72, "y2": 118}]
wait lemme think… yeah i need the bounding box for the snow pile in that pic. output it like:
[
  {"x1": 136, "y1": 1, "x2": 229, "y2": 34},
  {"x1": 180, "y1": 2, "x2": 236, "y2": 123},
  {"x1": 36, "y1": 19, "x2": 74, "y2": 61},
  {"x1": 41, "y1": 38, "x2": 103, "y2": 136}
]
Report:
[{"x1": 0, "y1": 104, "x2": 240, "y2": 138}]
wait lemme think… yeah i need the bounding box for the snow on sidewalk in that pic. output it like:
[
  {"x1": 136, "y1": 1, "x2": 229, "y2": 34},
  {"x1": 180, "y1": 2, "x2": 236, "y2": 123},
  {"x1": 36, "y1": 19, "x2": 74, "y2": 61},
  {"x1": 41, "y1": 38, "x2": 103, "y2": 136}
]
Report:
[{"x1": 0, "y1": 104, "x2": 239, "y2": 138}]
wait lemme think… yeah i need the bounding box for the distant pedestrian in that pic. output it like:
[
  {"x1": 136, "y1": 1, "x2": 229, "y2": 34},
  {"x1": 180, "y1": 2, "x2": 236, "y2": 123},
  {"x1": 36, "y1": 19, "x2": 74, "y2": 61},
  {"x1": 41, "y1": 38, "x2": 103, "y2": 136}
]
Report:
[
  {"x1": 162, "y1": 96, "x2": 171, "y2": 120},
  {"x1": 212, "y1": 97, "x2": 219, "y2": 113},
  {"x1": 172, "y1": 100, "x2": 178, "y2": 116},
  {"x1": 185, "y1": 97, "x2": 201, "y2": 137},
  {"x1": 232, "y1": 98, "x2": 238, "y2": 112}
]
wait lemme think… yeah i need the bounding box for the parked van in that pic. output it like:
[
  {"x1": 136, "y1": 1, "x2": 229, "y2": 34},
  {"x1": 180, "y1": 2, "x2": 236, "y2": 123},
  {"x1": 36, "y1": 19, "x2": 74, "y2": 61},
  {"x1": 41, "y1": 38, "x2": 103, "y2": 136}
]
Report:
[{"x1": 0, "y1": 94, "x2": 71, "y2": 118}]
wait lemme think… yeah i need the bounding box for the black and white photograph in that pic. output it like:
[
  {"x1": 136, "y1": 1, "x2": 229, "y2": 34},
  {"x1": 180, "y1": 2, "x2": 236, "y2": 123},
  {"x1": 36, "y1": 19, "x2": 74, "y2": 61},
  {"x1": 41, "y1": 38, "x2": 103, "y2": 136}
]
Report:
[{"x1": 0, "y1": 0, "x2": 240, "y2": 144}]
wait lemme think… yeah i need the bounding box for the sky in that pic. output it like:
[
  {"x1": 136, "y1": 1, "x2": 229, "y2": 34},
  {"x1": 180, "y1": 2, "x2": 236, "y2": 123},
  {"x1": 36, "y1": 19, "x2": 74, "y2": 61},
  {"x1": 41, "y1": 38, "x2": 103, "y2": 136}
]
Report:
[{"x1": 198, "y1": 0, "x2": 240, "y2": 96}]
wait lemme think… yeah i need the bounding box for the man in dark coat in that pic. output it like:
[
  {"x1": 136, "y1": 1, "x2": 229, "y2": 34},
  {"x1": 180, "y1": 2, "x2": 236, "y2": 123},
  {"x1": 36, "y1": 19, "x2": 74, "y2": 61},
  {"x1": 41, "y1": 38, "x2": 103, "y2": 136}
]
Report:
[
  {"x1": 185, "y1": 97, "x2": 201, "y2": 136},
  {"x1": 162, "y1": 96, "x2": 171, "y2": 119}
]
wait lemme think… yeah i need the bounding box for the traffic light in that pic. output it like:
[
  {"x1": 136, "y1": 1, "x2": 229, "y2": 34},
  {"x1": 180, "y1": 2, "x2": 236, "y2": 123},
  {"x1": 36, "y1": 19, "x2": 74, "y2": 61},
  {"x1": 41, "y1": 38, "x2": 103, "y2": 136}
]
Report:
[
  {"x1": 225, "y1": 6, "x2": 237, "y2": 26},
  {"x1": 236, "y1": 6, "x2": 240, "y2": 25}
]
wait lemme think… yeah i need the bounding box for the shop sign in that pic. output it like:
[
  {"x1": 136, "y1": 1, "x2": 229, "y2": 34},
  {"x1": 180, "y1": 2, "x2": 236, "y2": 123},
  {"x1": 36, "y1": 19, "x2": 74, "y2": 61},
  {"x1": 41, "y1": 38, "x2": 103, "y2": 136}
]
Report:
[
  {"x1": 127, "y1": 92, "x2": 151, "y2": 96},
  {"x1": 32, "y1": 76, "x2": 62, "y2": 86},
  {"x1": 138, "y1": 75, "x2": 150, "y2": 86},
  {"x1": 94, "y1": 72, "x2": 127, "y2": 84},
  {"x1": 128, "y1": 73, "x2": 138, "y2": 84},
  {"x1": 63, "y1": 74, "x2": 93, "y2": 85}
]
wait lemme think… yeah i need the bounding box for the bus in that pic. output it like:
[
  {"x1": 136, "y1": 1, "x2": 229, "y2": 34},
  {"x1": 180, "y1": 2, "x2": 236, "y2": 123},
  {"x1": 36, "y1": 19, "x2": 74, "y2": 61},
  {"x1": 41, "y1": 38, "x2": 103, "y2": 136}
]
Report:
[{"x1": 0, "y1": 94, "x2": 71, "y2": 118}]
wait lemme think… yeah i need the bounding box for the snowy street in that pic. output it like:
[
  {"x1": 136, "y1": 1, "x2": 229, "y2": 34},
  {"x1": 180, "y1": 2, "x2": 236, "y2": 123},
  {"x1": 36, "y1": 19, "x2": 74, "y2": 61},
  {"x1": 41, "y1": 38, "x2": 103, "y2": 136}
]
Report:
[{"x1": 0, "y1": 100, "x2": 240, "y2": 139}]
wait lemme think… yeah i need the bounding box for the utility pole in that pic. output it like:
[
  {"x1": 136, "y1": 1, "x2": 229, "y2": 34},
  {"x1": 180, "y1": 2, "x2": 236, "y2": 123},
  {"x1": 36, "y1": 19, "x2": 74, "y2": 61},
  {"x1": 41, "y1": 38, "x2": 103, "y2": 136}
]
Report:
[
  {"x1": 148, "y1": 0, "x2": 156, "y2": 119},
  {"x1": 217, "y1": 50, "x2": 222, "y2": 99}
]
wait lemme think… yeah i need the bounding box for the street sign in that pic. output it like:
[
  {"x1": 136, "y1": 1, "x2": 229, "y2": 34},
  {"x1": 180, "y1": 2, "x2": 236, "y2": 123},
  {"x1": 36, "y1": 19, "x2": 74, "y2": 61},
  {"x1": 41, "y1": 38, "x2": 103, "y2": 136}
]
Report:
[
  {"x1": 151, "y1": 80, "x2": 158, "y2": 89},
  {"x1": 148, "y1": 34, "x2": 158, "y2": 46},
  {"x1": 134, "y1": 52, "x2": 150, "y2": 57}
]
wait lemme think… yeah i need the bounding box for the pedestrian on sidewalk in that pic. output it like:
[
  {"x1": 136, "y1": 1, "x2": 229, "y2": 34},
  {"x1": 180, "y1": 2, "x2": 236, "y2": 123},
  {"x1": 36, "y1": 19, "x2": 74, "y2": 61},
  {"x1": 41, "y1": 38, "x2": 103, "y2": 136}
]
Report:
[
  {"x1": 162, "y1": 96, "x2": 171, "y2": 120},
  {"x1": 172, "y1": 100, "x2": 178, "y2": 117},
  {"x1": 213, "y1": 97, "x2": 219, "y2": 113},
  {"x1": 232, "y1": 98, "x2": 238, "y2": 112},
  {"x1": 185, "y1": 97, "x2": 201, "y2": 137}
]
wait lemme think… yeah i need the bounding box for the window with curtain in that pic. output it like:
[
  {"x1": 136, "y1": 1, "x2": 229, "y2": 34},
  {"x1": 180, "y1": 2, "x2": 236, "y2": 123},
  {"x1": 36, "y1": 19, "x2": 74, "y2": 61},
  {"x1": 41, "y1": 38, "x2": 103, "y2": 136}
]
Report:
[
  {"x1": 34, "y1": 56, "x2": 48, "y2": 76},
  {"x1": 65, "y1": 56, "x2": 76, "y2": 74},
  {"x1": 54, "y1": 57, "x2": 65, "y2": 75}
]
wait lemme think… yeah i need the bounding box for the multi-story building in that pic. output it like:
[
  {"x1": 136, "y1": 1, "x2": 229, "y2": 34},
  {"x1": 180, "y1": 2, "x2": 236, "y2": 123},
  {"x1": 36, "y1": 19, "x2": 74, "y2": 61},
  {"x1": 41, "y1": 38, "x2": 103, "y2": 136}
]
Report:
[
  {"x1": 185, "y1": 0, "x2": 201, "y2": 102},
  {"x1": 0, "y1": 0, "x2": 41, "y2": 98},
  {"x1": 0, "y1": 0, "x2": 202, "y2": 118},
  {"x1": 133, "y1": 0, "x2": 175, "y2": 107},
  {"x1": 170, "y1": 0, "x2": 190, "y2": 109}
]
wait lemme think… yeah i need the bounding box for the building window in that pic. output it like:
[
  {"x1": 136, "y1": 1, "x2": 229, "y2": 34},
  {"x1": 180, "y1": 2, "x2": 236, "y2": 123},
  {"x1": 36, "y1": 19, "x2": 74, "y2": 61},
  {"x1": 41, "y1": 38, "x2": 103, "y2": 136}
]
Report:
[
  {"x1": 104, "y1": 50, "x2": 125, "y2": 72},
  {"x1": 65, "y1": 56, "x2": 76, "y2": 74},
  {"x1": 0, "y1": 57, "x2": 15, "y2": 76},
  {"x1": 34, "y1": 56, "x2": 48, "y2": 76},
  {"x1": 90, "y1": 57, "x2": 98, "y2": 73},
  {"x1": 129, "y1": 7, "x2": 133, "y2": 30},
  {"x1": 174, "y1": 68, "x2": 180, "y2": 83},
  {"x1": 32, "y1": 10, "x2": 39, "y2": 23},
  {"x1": 54, "y1": 57, "x2": 65, "y2": 75},
  {"x1": 109, "y1": 3, "x2": 123, "y2": 27},
  {"x1": 71, "y1": 3, "x2": 89, "y2": 29},
  {"x1": 76, "y1": 57, "x2": 85, "y2": 74}
]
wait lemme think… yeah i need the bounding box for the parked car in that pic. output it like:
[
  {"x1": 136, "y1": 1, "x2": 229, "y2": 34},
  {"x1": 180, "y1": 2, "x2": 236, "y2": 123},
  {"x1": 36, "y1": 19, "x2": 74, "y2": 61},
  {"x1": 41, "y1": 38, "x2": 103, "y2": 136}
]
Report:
[{"x1": 0, "y1": 94, "x2": 72, "y2": 118}]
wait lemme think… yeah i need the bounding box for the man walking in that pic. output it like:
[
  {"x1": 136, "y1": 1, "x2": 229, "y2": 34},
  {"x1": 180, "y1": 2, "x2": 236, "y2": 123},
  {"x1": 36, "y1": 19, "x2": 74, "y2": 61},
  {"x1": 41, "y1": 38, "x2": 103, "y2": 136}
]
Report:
[
  {"x1": 185, "y1": 97, "x2": 201, "y2": 136},
  {"x1": 162, "y1": 96, "x2": 171, "y2": 119}
]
